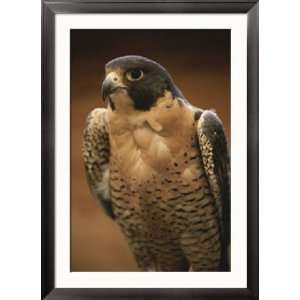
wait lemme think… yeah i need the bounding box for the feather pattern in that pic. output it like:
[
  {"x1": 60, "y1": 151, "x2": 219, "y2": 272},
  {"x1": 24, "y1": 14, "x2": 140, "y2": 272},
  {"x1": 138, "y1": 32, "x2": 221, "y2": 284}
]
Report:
[
  {"x1": 196, "y1": 110, "x2": 230, "y2": 270},
  {"x1": 82, "y1": 108, "x2": 114, "y2": 218},
  {"x1": 82, "y1": 55, "x2": 230, "y2": 271}
]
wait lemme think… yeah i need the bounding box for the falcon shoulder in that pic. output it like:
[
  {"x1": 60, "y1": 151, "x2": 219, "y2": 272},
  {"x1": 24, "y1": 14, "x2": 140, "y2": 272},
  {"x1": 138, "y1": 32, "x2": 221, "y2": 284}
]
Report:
[
  {"x1": 82, "y1": 108, "x2": 114, "y2": 219},
  {"x1": 196, "y1": 109, "x2": 230, "y2": 270}
]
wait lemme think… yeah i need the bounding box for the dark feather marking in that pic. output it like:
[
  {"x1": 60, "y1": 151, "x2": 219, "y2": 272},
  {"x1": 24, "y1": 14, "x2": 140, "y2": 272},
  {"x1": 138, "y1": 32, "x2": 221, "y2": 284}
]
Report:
[
  {"x1": 180, "y1": 186, "x2": 203, "y2": 196},
  {"x1": 169, "y1": 195, "x2": 182, "y2": 201},
  {"x1": 194, "y1": 110, "x2": 202, "y2": 121},
  {"x1": 201, "y1": 233, "x2": 220, "y2": 245},
  {"x1": 110, "y1": 185, "x2": 123, "y2": 193},
  {"x1": 108, "y1": 97, "x2": 115, "y2": 110},
  {"x1": 200, "y1": 201, "x2": 214, "y2": 210}
]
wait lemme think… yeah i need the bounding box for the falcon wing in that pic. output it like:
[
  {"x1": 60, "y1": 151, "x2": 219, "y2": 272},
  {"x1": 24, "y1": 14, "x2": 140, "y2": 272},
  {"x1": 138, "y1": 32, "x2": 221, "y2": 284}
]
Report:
[
  {"x1": 196, "y1": 110, "x2": 230, "y2": 270},
  {"x1": 82, "y1": 108, "x2": 114, "y2": 219}
]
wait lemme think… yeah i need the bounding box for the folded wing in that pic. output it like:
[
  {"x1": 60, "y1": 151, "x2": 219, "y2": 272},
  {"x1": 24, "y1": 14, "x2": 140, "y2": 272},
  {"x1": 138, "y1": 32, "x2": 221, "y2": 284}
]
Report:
[
  {"x1": 82, "y1": 108, "x2": 114, "y2": 219},
  {"x1": 196, "y1": 110, "x2": 230, "y2": 270}
]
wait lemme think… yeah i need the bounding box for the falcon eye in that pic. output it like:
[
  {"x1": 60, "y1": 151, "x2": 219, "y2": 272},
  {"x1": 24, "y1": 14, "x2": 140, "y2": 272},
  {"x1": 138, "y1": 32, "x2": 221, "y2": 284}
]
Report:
[{"x1": 126, "y1": 69, "x2": 144, "y2": 81}]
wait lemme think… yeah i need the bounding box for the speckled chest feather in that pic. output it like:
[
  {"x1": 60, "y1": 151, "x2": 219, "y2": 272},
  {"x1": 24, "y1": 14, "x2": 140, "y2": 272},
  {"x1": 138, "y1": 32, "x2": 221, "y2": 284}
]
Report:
[
  {"x1": 105, "y1": 97, "x2": 218, "y2": 271},
  {"x1": 107, "y1": 97, "x2": 199, "y2": 189}
]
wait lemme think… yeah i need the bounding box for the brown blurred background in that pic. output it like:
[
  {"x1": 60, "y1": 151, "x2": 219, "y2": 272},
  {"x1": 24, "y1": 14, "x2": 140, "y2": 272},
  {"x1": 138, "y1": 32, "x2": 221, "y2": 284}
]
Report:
[{"x1": 71, "y1": 30, "x2": 230, "y2": 271}]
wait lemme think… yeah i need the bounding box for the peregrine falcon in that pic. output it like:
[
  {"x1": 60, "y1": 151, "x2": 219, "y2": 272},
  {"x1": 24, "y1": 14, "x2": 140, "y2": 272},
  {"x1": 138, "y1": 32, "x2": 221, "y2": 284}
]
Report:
[{"x1": 82, "y1": 55, "x2": 230, "y2": 271}]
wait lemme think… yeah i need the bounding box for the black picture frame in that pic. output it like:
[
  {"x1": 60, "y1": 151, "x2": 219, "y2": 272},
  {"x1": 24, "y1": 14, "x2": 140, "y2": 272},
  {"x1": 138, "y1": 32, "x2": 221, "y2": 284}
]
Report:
[{"x1": 42, "y1": 1, "x2": 259, "y2": 299}]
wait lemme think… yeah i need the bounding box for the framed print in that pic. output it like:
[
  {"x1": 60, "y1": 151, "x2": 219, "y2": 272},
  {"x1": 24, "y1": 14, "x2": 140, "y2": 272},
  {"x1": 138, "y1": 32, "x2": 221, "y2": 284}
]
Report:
[{"x1": 42, "y1": 1, "x2": 258, "y2": 299}]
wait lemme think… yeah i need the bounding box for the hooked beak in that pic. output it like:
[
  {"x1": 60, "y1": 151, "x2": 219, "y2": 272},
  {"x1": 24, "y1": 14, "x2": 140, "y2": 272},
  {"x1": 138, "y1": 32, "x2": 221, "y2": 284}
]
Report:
[{"x1": 101, "y1": 73, "x2": 127, "y2": 101}]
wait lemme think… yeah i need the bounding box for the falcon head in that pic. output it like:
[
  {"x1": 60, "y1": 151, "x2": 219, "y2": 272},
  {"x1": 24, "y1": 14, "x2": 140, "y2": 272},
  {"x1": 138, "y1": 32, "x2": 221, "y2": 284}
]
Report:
[{"x1": 101, "y1": 55, "x2": 183, "y2": 111}]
